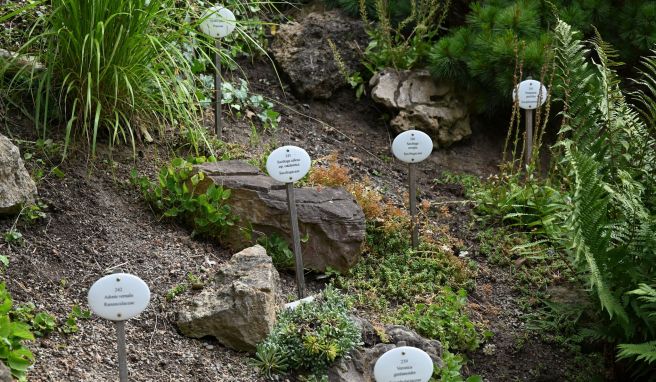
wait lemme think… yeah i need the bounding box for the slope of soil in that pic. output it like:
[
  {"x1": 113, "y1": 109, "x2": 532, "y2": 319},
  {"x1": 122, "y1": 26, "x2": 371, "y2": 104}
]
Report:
[{"x1": 1, "y1": 58, "x2": 593, "y2": 381}]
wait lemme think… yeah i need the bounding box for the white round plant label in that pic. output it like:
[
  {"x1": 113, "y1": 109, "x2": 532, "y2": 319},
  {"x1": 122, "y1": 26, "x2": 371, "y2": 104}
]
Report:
[
  {"x1": 199, "y1": 6, "x2": 236, "y2": 38},
  {"x1": 392, "y1": 130, "x2": 433, "y2": 163},
  {"x1": 88, "y1": 273, "x2": 150, "y2": 321},
  {"x1": 513, "y1": 79, "x2": 548, "y2": 110},
  {"x1": 373, "y1": 346, "x2": 433, "y2": 382},
  {"x1": 266, "y1": 146, "x2": 311, "y2": 183}
]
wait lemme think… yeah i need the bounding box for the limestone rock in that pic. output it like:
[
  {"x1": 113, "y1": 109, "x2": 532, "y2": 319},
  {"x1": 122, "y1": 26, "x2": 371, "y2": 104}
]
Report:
[
  {"x1": 0, "y1": 361, "x2": 11, "y2": 382},
  {"x1": 328, "y1": 323, "x2": 443, "y2": 382},
  {"x1": 176, "y1": 245, "x2": 281, "y2": 352},
  {"x1": 0, "y1": 134, "x2": 37, "y2": 214},
  {"x1": 370, "y1": 69, "x2": 472, "y2": 147},
  {"x1": 194, "y1": 161, "x2": 365, "y2": 273},
  {"x1": 270, "y1": 11, "x2": 367, "y2": 99}
]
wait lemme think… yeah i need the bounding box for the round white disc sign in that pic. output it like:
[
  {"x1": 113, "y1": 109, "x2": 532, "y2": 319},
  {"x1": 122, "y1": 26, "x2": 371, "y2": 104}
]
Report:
[
  {"x1": 88, "y1": 273, "x2": 150, "y2": 321},
  {"x1": 513, "y1": 79, "x2": 548, "y2": 110},
  {"x1": 266, "y1": 146, "x2": 311, "y2": 183},
  {"x1": 373, "y1": 346, "x2": 433, "y2": 382},
  {"x1": 199, "y1": 6, "x2": 236, "y2": 38},
  {"x1": 391, "y1": 130, "x2": 433, "y2": 163}
]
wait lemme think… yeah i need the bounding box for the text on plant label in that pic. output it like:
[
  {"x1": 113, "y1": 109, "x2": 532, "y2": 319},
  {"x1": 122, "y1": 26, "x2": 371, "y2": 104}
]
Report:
[{"x1": 391, "y1": 130, "x2": 433, "y2": 163}]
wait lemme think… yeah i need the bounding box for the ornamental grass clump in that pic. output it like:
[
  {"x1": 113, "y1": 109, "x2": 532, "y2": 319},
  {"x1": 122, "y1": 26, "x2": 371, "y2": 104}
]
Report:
[
  {"x1": 4, "y1": 0, "x2": 215, "y2": 157},
  {"x1": 253, "y1": 286, "x2": 361, "y2": 379}
]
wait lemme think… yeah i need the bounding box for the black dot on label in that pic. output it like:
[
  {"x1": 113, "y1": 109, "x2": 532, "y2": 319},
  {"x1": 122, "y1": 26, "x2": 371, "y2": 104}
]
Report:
[{"x1": 116, "y1": 278, "x2": 121, "y2": 282}]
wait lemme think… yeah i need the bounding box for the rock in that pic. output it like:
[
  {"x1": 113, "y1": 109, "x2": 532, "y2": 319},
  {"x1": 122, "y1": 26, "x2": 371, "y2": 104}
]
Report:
[
  {"x1": 370, "y1": 69, "x2": 472, "y2": 147},
  {"x1": 194, "y1": 161, "x2": 365, "y2": 273},
  {"x1": 0, "y1": 361, "x2": 11, "y2": 382},
  {"x1": 270, "y1": 11, "x2": 367, "y2": 99},
  {"x1": 0, "y1": 134, "x2": 37, "y2": 214},
  {"x1": 328, "y1": 323, "x2": 443, "y2": 382},
  {"x1": 176, "y1": 245, "x2": 281, "y2": 352}
]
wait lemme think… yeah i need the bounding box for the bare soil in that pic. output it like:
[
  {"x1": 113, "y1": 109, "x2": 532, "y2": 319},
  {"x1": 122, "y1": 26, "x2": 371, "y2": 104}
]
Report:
[{"x1": 1, "y1": 56, "x2": 595, "y2": 381}]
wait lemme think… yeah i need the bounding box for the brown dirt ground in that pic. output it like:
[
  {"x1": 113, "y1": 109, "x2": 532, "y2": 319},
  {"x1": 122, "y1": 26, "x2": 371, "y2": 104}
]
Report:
[{"x1": 1, "y1": 55, "x2": 596, "y2": 381}]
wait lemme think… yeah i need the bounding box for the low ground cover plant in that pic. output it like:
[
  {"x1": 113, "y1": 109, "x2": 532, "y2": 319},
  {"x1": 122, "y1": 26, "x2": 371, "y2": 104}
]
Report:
[
  {"x1": 131, "y1": 156, "x2": 236, "y2": 238},
  {"x1": 308, "y1": 156, "x2": 483, "y2": 365},
  {"x1": 253, "y1": 286, "x2": 361, "y2": 380}
]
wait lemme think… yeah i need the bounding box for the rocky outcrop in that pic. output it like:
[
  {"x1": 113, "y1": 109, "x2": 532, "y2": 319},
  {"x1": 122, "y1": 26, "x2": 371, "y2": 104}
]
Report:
[
  {"x1": 176, "y1": 245, "x2": 281, "y2": 352},
  {"x1": 370, "y1": 69, "x2": 472, "y2": 147},
  {"x1": 0, "y1": 134, "x2": 37, "y2": 214},
  {"x1": 328, "y1": 322, "x2": 443, "y2": 382},
  {"x1": 270, "y1": 11, "x2": 367, "y2": 99},
  {"x1": 193, "y1": 161, "x2": 365, "y2": 273}
]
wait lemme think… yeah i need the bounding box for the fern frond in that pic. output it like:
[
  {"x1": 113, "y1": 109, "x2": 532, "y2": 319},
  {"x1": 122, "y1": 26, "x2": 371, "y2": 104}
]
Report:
[{"x1": 617, "y1": 341, "x2": 656, "y2": 365}]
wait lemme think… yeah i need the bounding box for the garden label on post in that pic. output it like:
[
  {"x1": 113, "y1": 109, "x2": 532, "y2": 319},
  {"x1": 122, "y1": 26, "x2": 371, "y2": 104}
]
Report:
[
  {"x1": 199, "y1": 6, "x2": 236, "y2": 140},
  {"x1": 373, "y1": 346, "x2": 433, "y2": 382},
  {"x1": 513, "y1": 78, "x2": 548, "y2": 166},
  {"x1": 391, "y1": 130, "x2": 433, "y2": 249},
  {"x1": 266, "y1": 146, "x2": 311, "y2": 299},
  {"x1": 88, "y1": 273, "x2": 150, "y2": 382}
]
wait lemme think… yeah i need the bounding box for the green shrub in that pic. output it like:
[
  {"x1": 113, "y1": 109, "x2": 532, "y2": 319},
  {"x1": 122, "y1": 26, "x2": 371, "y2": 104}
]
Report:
[
  {"x1": 3, "y1": 0, "x2": 216, "y2": 157},
  {"x1": 253, "y1": 286, "x2": 361, "y2": 379},
  {"x1": 395, "y1": 288, "x2": 481, "y2": 351},
  {"x1": 0, "y1": 283, "x2": 35, "y2": 382},
  {"x1": 132, "y1": 156, "x2": 236, "y2": 238},
  {"x1": 428, "y1": 0, "x2": 550, "y2": 113}
]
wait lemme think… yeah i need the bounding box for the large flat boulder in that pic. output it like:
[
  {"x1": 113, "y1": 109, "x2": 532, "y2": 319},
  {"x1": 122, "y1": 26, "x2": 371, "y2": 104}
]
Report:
[
  {"x1": 270, "y1": 11, "x2": 367, "y2": 99},
  {"x1": 0, "y1": 134, "x2": 37, "y2": 214},
  {"x1": 370, "y1": 69, "x2": 472, "y2": 147},
  {"x1": 176, "y1": 245, "x2": 281, "y2": 352},
  {"x1": 194, "y1": 161, "x2": 365, "y2": 273}
]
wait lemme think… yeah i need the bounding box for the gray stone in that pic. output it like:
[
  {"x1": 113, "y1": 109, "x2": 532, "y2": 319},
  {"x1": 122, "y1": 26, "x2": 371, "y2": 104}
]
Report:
[
  {"x1": 176, "y1": 245, "x2": 281, "y2": 353},
  {"x1": 370, "y1": 69, "x2": 472, "y2": 147},
  {"x1": 194, "y1": 161, "x2": 365, "y2": 273},
  {"x1": 270, "y1": 11, "x2": 367, "y2": 99},
  {"x1": 0, "y1": 134, "x2": 37, "y2": 215},
  {"x1": 328, "y1": 323, "x2": 443, "y2": 382},
  {"x1": 0, "y1": 361, "x2": 11, "y2": 382}
]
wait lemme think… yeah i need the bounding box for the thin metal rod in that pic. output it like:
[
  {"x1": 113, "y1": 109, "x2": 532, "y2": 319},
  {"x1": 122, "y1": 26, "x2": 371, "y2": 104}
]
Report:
[
  {"x1": 525, "y1": 109, "x2": 534, "y2": 167},
  {"x1": 286, "y1": 182, "x2": 305, "y2": 299},
  {"x1": 116, "y1": 321, "x2": 128, "y2": 382},
  {"x1": 409, "y1": 163, "x2": 418, "y2": 249},
  {"x1": 214, "y1": 39, "x2": 223, "y2": 139}
]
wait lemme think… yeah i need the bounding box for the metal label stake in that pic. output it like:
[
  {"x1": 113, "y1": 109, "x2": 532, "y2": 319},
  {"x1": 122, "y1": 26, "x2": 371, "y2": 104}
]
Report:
[
  {"x1": 286, "y1": 182, "x2": 306, "y2": 298},
  {"x1": 214, "y1": 39, "x2": 223, "y2": 139},
  {"x1": 513, "y1": 77, "x2": 548, "y2": 168},
  {"x1": 199, "y1": 6, "x2": 236, "y2": 139},
  {"x1": 266, "y1": 146, "x2": 312, "y2": 299},
  {"x1": 391, "y1": 130, "x2": 433, "y2": 249},
  {"x1": 88, "y1": 273, "x2": 150, "y2": 382},
  {"x1": 409, "y1": 162, "x2": 418, "y2": 249},
  {"x1": 116, "y1": 321, "x2": 128, "y2": 382}
]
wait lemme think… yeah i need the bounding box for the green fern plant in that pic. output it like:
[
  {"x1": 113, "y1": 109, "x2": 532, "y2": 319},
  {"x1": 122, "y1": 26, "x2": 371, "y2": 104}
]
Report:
[{"x1": 551, "y1": 19, "x2": 656, "y2": 372}]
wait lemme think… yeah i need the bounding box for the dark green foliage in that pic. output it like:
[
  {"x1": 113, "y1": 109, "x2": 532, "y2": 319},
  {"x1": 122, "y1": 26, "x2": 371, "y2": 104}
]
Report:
[
  {"x1": 253, "y1": 287, "x2": 361, "y2": 379},
  {"x1": 428, "y1": 0, "x2": 656, "y2": 115},
  {"x1": 429, "y1": 0, "x2": 550, "y2": 113},
  {"x1": 395, "y1": 288, "x2": 481, "y2": 351},
  {"x1": 131, "y1": 156, "x2": 236, "y2": 238}
]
